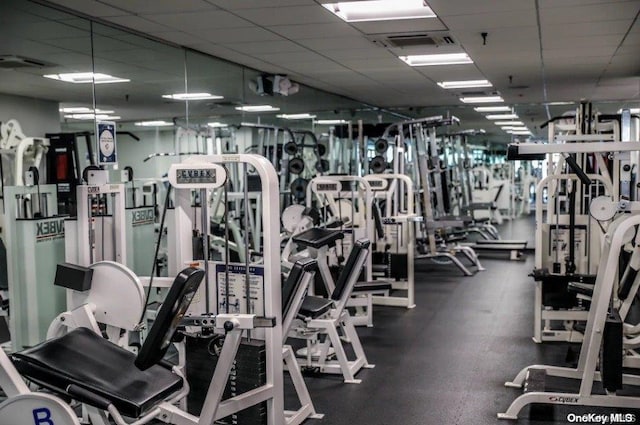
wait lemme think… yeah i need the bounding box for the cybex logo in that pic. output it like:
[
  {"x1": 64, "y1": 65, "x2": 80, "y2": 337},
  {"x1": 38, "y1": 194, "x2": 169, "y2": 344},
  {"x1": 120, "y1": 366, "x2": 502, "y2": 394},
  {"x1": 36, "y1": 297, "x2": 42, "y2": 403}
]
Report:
[
  {"x1": 132, "y1": 209, "x2": 154, "y2": 226},
  {"x1": 317, "y1": 183, "x2": 338, "y2": 192},
  {"x1": 36, "y1": 219, "x2": 65, "y2": 242}
]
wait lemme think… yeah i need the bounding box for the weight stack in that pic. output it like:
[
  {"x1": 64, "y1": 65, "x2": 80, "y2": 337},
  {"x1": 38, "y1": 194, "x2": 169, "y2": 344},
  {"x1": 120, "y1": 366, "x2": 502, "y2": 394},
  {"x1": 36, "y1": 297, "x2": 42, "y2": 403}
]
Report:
[{"x1": 186, "y1": 336, "x2": 267, "y2": 425}]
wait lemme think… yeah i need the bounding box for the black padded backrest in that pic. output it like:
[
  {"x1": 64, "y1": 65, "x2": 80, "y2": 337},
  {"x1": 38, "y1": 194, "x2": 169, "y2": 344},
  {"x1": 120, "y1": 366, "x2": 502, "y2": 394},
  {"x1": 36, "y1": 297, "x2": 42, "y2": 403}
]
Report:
[
  {"x1": 135, "y1": 267, "x2": 205, "y2": 371},
  {"x1": 331, "y1": 239, "x2": 371, "y2": 301},
  {"x1": 282, "y1": 258, "x2": 317, "y2": 318}
]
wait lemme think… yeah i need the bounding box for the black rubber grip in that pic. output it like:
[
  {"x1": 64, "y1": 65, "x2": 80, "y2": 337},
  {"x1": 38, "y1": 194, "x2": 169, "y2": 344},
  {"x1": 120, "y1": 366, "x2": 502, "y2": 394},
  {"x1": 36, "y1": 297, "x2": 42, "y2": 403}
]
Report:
[
  {"x1": 564, "y1": 155, "x2": 592, "y2": 186},
  {"x1": 66, "y1": 384, "x2": 112, "y2": 409}
]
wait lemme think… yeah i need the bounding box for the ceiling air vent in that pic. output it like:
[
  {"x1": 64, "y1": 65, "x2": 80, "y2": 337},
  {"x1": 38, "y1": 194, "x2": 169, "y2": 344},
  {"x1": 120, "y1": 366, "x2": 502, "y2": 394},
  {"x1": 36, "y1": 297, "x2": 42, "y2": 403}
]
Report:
[
  {"x1": 0, "y1": 55, "x2": 54, "y2": 69},
  {"x1": 386, "y1": 33, "x2": 456, "y2": 48}
]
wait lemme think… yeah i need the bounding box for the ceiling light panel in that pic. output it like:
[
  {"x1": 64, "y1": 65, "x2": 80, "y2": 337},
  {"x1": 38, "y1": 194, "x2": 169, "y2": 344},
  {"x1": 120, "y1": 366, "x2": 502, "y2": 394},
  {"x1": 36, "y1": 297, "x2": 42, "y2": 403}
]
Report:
[
  {"x1": 235, "y1": 105, "x2": 280, "y2": 112},
  {"x1": 437, "y1": 80, "x2": 492, "y2": 89},
  {"x1": 323, "y1": 0, "x2": 436, "y2": 22},
  {"x1": 277, "y1": 113, "x2": 317, "y2": 120},
  {"x1": 400, "y1": 53, "x2": 472, "y2": 67},
  {"x1": 163, "y1": 93, "x2": 223, "y2": 100},
  {"x1": 486, "y1": 113, "x2": 519, "y2": 120},
  {"x1": 316, "y1": 119, "x2": 348, "y2": 125},
  {"x1": 494, "y1": 121, "x2": 524, "y2": 126},
  {"x1": 208, "y1": 122, "x2": 228, "y2": 128},
  {"x1": 64, "y1": 113, "x2": 120, "y2": 120},
  {"x1": 135, "y1": 121, "x2": 173, "y2": 127},
  {"x1": 474, "y1": 106, "x2": 511, "y2": 112},
  {"x1": 44, "y1": 72, "x2": 129, "y2": 84},
  {"x1": 460, "y1": 96, "x2": 504, "y2": 104}
]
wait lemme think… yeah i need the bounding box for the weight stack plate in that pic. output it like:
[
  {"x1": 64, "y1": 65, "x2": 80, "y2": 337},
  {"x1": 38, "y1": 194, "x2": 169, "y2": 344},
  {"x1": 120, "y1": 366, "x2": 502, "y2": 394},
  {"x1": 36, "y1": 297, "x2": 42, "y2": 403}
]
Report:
[{"x1": 186, "y1": 336, "x2": 267, "y2": 424}]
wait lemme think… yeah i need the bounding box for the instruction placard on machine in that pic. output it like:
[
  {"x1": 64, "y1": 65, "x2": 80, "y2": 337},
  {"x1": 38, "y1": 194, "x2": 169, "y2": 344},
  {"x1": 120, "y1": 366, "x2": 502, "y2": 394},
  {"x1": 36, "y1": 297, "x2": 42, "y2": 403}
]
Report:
[{"x1": 215, "y1": 263, "x2": 264, "y2": 315}]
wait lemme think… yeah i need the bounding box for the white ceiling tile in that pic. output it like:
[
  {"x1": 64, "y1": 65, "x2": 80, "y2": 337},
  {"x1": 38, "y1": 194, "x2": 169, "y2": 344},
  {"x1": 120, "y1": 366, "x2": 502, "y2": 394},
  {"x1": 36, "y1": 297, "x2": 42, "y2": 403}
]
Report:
[
  {"x1": 190, "y1": 26, "x2": 283, "y2": 43},
  {"x1": 541, "y1": 2, "x2": 640, "y2": 25},
  {"x1": 251, "y1": 50, "x2": 328, "y2": 63},
  {"x1": 148, "y1": 31, "x2": 208, "y2": 47},
  {"x1": 269, "y1": 23, "x2": 361, "y2": 39},
  {"x1": 44, "y1": 0, "x2": 127, "y2": 17},
  {"x1": 99, "y1": 0, "x2": 214, "y2": 14},
  {"x1": 323, "y1": 48, "x2": 395, "y2": 60},
  {"x1": 298, "y1": 37, "x2": 375, "y2": 50},
  {"x1": 142, "y1": 10, "x2": 252, "y2": 29},
  {"x1": 231, "y1": 5, "x2": 337, "y2": 26},
  {"x1": 441, "y1": 10, "x2": 537, "y2": 31},
  {"x1": 543, "y1": 34, "x2": 625, "y2": 50},
  {"x1": 226, "y1": 40, "x2": 306, "y2": 54},
  {"x1": 209, "y1": 0, "x2": 313, "y2": 9},
  {"x1": 428, "y1": 0, "x2": 534, "y2": 16},
  {"x1": 542, "y1": 20, "x2": 634, "y2": 39},
  {"x1": 103, "y1": 15, "x2": 174, "y2": 33}
]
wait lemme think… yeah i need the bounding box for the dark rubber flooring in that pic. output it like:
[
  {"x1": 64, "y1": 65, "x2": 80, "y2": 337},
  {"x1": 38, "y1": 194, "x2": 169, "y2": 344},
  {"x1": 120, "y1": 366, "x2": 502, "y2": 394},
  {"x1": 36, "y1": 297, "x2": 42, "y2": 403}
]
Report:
[{"x1": 282, "y1": 217, "x2": 639, "y2": 425}]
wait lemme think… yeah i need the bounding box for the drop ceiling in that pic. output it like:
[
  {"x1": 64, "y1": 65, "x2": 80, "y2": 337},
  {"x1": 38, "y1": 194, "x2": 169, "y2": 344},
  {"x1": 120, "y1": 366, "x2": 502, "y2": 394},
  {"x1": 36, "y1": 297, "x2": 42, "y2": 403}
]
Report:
[{"x1": 3, "y1": 0, "x2": 640, "y2": 139}]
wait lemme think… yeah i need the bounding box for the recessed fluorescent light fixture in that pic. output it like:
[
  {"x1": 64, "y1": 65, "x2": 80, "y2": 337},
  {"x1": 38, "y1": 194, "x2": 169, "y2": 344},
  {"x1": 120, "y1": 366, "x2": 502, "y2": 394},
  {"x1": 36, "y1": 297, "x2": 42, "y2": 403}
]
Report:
[
  {"x1": 163, "y1": 93, "x2": 223, "y2": 100},
  {"x1": 510, "y1": 126, "x2": 529, "y2": 131},
  {"x1": 135, "y1": 120, "x2": 173, "y2": 127},
  {"x1": 474, "y1": 106, "x2": 511, "y2": 112},
  {"x1": 438, "y1": 80, "x2": 492, "y2": 89},
  {"x1": 495, "y1": 121, "x2": 524, "y2": 126},
  {"x1": 59, "y1": 107, "x2": 114, "y2": 114},
  {"x1": 460, "y1": 96, "x2": 504, "y2": 104},
  {"x1": 486, "y1": 113, "x2": 519, "y2": 120},
  {"x1": 400, "y1": 53, "x2": 472, "y2": 67},
  {"x1": 501, "y1": 126, "x2": 515, "y2": 130},
  {"x1": 618, "y1": 108, "x2": 640, "y2": 114},
  {"x1": 44, "y1": 72, "x2": 129, "y2": 84},
  {"x1": 512, "y1": 130, "x2": 532, "y2": 135},
  {"x1": 315, "y1": 119, "x2": 348, "y2": 125},
  {"x1": 277, "y1": 113, "x2": 317, "y2": 120},
  {"x1": 546, "y1": 101, "x2": 575, "y2": 106},
  {"x1": 322, "y1": 0, "x2": 436, "y2": 22},
  {"x1": 235, "y1": 105, "x2": 280, "y2": 112},
  {"x1": 64, "y1": 113, "x2": 120, "y2": 120},
  {"x1": 208, "y1": 122, "x2": 228, "y2": 128}
]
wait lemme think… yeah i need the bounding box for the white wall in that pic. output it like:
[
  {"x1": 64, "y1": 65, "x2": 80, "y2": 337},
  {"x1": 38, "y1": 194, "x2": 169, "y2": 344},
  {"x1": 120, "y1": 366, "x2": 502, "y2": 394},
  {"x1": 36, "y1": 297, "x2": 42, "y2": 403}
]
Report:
[{"x1": 0, "y1": 93, "x2": 60, "y2": 137}]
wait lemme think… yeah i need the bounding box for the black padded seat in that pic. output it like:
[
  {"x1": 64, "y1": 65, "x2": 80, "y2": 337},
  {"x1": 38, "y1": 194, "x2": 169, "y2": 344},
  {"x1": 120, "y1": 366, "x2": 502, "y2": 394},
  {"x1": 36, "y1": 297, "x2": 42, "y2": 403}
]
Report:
[
  {"x1": 298, "y1": 296, "x2": 334, "y2": 319},
  {"x1": 352, "y1": 281, "x2": 392, "y2": 293},
  {"x1": 292, "y1": 228, "x2": 344, "y2": 249},
  {"x1": 12, "y1": 327, "x2": 183, "y2": 418}
]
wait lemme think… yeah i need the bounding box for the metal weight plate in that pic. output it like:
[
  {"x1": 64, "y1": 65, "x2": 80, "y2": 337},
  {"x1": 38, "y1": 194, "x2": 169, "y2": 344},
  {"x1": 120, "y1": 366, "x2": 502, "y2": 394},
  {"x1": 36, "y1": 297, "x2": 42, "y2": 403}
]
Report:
[
  {"x1": 290, "y1": 178, "x2": 309, "y2": 202},
  {"x1": 316, "y1": 141, "x2": 328, "y2": 157},
  {"x1": 288, "y1": 157, "x2": 305, "y2": 175},
  {"x1": 374, "y1": 138, "x2": 389, "y2": 154},
  {"x1": 284, "y1": 141, "x2": 299, "y2": 156},
  {"x1": 369, "y1": 155, "x2": 387, "y2": 173},
  {"x1": 282, "y1": 204, "x2": 306, "y2": 233},
  {"x1": 315, "y1": 159, "x2": 330, "y2": 173}
]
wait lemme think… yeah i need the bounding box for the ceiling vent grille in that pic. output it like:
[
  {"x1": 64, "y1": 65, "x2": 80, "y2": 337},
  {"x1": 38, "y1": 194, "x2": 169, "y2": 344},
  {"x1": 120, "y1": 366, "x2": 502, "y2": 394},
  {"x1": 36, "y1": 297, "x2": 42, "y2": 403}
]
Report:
[
  {"x1": 0, "y1": 55, "x2": 54, "y2": 69},
  {"x1": 369, "y1": 33, "x2": 457, "y2": 49}
]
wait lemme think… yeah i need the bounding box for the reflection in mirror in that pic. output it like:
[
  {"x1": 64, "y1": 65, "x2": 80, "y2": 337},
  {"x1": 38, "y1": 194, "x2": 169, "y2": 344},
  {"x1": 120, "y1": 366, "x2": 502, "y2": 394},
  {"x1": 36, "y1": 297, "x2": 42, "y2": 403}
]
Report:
[
  {"x1": 0, "y1": 0, "x2": 95, "y2": 216},
  {"x1": 90, "y1": 22, "x2": 187, "y2": 182}
]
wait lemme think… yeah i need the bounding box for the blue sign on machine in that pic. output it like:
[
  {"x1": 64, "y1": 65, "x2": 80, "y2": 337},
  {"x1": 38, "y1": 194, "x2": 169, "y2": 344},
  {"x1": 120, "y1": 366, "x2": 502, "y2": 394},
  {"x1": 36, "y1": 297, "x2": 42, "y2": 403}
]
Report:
[{"x1": 96, "y1": 120, "x2": 117, "y2": 165}]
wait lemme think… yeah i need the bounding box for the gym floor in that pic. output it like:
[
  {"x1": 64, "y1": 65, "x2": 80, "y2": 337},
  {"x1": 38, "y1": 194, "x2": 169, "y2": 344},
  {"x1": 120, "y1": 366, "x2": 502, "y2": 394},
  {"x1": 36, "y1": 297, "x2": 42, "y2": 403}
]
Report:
[{"x1": 285, "y1": 218, "x2": 640, "y2": 425}]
